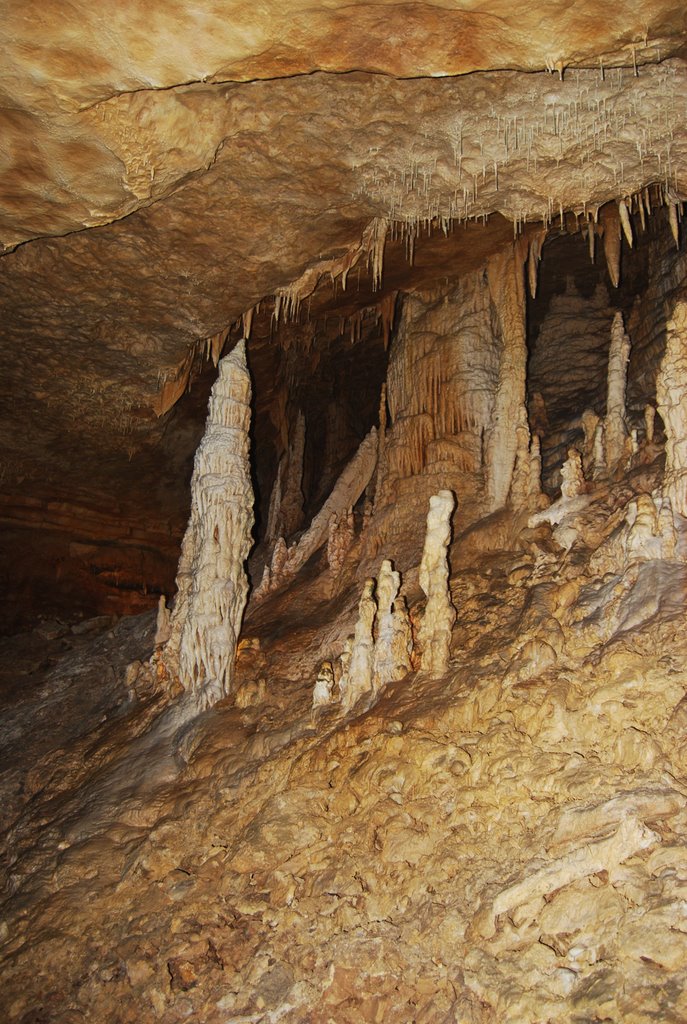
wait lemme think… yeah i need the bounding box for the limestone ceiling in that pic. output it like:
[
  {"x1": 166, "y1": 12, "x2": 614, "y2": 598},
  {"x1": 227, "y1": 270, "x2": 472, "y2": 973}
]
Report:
[{"x1": 0, "y1": 3, "x2": 686, "y2": 505}]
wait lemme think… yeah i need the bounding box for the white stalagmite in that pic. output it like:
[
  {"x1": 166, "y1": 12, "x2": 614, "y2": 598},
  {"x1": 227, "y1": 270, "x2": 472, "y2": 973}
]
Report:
[
  {"x1": 604, "y1": 311, "x2": 631, "y2": 472},
  {"x1": 163, "y1": 340, "x2": 254, "y2": 710},
  {"x1": 528, "y1": 435, "x2": 543, "y2": 498},
  {"x1": 560, "y1": 449, "x2": 585, "y2": 499},
  {"x1": 644, "y1": 404, "x2": 656, "y2": 444},
  {"x1": 373, "y1": 559, "x2": 412, "y2": 690},
  {"x1": 417, "y1": 490, "x2": 456, "y2": 676},
  {"x1": 657, "y1": 299, "x2": 687, "y2": 518},
  {"x1": 312, "y1": 661, "x2": 336, "y2": 708},
  {"x1": 339, "y1": 579, "x2": 377, "y2": 710}
]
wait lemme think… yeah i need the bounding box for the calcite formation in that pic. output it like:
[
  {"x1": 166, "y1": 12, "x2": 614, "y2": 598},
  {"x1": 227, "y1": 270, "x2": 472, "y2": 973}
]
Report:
[
  {"x1": 163, "y1": 341, "x2": 254, "y2": 710},
  {"x1": 339, "y1": 578, "x2": 377, "y2": 710},
  {"x1": 372, "y1": 559, "x2": 413, "y2": 690},
  {"x1": 604, "y1": 311, "x2": 631, "y2": 472},
  {"x1": 417, "y1": 490, "x2": 456, "y2": 676},
  {"x1": 3, "y1": 7, "x2": 687, "y2": 1024}
]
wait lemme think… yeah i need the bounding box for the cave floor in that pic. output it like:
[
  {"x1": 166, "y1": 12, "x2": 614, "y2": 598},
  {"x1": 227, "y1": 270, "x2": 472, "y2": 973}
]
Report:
[{"x1": 1, "y1": 468, "x2": 687, "y2": 1023}]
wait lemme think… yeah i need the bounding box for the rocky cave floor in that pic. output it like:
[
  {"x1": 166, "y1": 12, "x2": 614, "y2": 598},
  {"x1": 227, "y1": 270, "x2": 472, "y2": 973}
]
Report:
[{"x1": 1, "y1": 451, "x2": 687, "y2": 1024}]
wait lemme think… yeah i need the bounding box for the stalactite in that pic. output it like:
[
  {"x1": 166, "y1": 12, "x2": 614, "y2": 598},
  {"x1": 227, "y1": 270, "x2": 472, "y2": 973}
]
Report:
[
  {"x1": 618, "y1": 199, "x2": 633, "y2": 248},
  {"x1": 163, "y1": 340, "x2": 254, "y2": 710},
  {"x1": 644, "y1": 404, "x2": 656, "y2": 444},
  {"x1": 601, "y1": 203, "x2": 621, "y2": 288},
  {"x1": 668, "y1": 203, "x2": 680, "y2": 249},
  {"x1": 656, "y1": 299, "x2": 687, "y2": 518},
  {"x1": 604, "y1": 311, "x2": 631, "y2": 472},
  {"x1": 417, "y1": 491, "x2": 456, "y2": 677},
  {"x1": 373, "y1": 559, "x2": 412, "y2": 690}
]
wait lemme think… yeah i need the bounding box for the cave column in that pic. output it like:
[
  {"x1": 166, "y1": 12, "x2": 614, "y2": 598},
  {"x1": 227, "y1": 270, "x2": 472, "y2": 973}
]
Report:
[{"x1": 486, "y1": 242, "x2": 531, "y2": 510}]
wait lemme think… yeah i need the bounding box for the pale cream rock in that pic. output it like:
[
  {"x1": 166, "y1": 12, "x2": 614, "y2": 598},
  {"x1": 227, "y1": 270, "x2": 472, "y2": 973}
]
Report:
[
  {"x1": 657, "y1": 298, "x2": 687, "y2": 517},
  {"x1": 473, "y1": 816, "x2": 659, "y2": 940},
  {"x1": 339, "y1": 578, "x2": 377, "y2": 710},
  {"x1": 644, "y1": 403, "x2": 656, "y2": 443},
  {"x1": 373, "y1": 559, "x2": 413, "y2": 690},
  {"x1": 163, "y1": 340, "x2": 254, "y2": 710},
  {"x1": 604, "y1": 311, "x2": 631, "y2": 472},
  {"x1": 417, "y1": 490, "x2": 456, "y2": 676},
  {"x1": 312, "y1": 661, "x2": 336, "y2": 708}
]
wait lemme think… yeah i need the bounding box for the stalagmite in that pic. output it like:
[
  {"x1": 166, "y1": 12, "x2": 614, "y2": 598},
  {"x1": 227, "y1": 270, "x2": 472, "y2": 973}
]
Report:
[
  {"x1": 581, "y1": 409, "x2": 601, "y2": 474},
  {"x1": 644, "y1": 404, "x2": 656, "y2": 444},
  {"x1": 604, "y1": 311, "x2": 631, "y2": 473},
  {"x1": 339, "y1": 579, "x2": 377, "y2": 710},
  {"x1": 265, "y1": 459, "x2": 284, "y2": 545},
  {"x1": 528, "y1": 435, "x2": 543, "y2": 498},
  {"x1": 163, "y1": 340, "x2": 254, "y2": 710},
  {"x1": 593, "y1": 422, "x2": 606, "y2": 479},
  {"x1": 373, "y1": 559, "x2": 412, "y2": 690},
  {"x1": 656, "y1": 299, "x2": 687, "y2": 518},
  {"x1": 280, "y1": 410, "x2": 306, "y2": 537},
  {"x1": 625, "y1": 495, "x2": 662, "y2": 562},
  {"x1": 601, "y1": 203, "x2": 621, "y2": 288},
  {"x1": 417, "y1": 491, "x2": 456, "y2": 677},
  {"x1": 658, "y1": 497, "x2": 678, "y2": 558},
  {"x1": 285, "y1": 428, "x2": 378, "y2": 577},
  {"x1": 312, "y1": 661, "x2": 336, "y2": 708},
  {"x1": 154, "y1": 595, "x2": 171, "y2": 647},
  {"x1": 560, "y1": 448, "x2": 584, "y2": 499},
  {"x1": 327, "y1": 508, "x2": 355, "y2": 575}
]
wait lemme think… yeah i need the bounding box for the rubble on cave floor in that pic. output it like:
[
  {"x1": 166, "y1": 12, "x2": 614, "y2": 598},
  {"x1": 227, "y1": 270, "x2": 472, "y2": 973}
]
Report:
[{"x1": 1, "y1": 466, "x2": 686, "y2": 1024}]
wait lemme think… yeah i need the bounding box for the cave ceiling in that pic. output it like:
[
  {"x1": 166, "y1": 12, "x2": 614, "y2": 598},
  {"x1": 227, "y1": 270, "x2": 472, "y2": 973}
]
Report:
[{"x1": 1, "y1": 1, "x2": 686, "y2": 515}]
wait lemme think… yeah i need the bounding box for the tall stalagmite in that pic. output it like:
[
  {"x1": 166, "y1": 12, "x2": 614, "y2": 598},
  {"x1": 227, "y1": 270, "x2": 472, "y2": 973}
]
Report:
[
  {"x1": 163, "y1": 340, "x2": 254, "y2": 710},
  {"x1": 604, "y1": 311, "x2": 631, "y2": 472},
  {"x1": 417, "y1": 490, "x2": 456, "y2": 676},
  {"x1": 657, "y1": 298, "x2": 687, "y2": 518}
]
